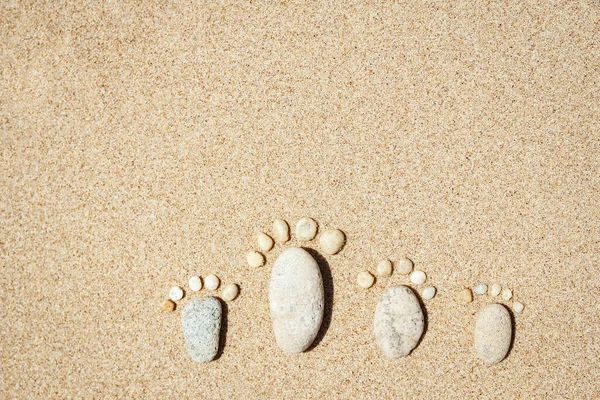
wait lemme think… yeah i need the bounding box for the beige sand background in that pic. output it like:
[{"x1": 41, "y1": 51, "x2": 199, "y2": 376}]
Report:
[{"x1": 1, "y1": 0, "x2": 600, "y2": 398}]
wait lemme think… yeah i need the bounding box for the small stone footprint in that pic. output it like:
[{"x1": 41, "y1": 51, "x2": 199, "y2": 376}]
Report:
[
  {"x1": 161, "y1": 274, "x2": 240, "y2": 363},
  {"x1": 463, "y1": 282, "x2": 525, "y2": 365},
  {"x1": 246, "y1": 217, "x2": 345, "y2": 354},
  {"x1": 357, "y1": 258, "x2": 437, "y2": 358}
]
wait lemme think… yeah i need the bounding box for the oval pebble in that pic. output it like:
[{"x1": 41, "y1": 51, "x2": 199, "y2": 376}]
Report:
[
  {"x1": 474, "y1": 283, "x2": 488, "y2": 295},
  {"x1": 462, "y1": 288, "x2": 473, "y2": 303},
  {"x1": 357, "y1": 271, "x2": 375, "y2": 288},
  {"x1": 222, "y1": 283, "x2": 239, "y2": 301},
  {"x1": 169, "y1": 286, "x2": 184, "y2": 301},
  {"x1": 474, "y1": 303, "x2": 513, "y2": 364},
  {"x1": 160, "y1": 299, "x2": 176, "y2": 312},
  {"x1": 273, "y1": 219, "x2": 290, "y2": 243},
  {"x1": 258, "y1": 233, "x2": 274, "y2": 252},
  {"x1": 374, "y1": 285, "x2": 425, "y2": 358},
  {"x1": 295, "y1": 217, "x2": 318, "y2": 241},
  {"x1": 501, "y1": 288, "x2": 513, "y2": 301},
  {"x1": 491, "y1": 283, "x2": 502, "y2": 297},
  {"x1": 410, "y1": 270, "x2": 426, "y2": 285},
  {"x1": 397, "y1": 258, "x2": 414, "y2": 275},
  {"x1": 247, "y1": 251, "x2": 265, "y2": 267},
  {"x1": 422, "y1": 286, "x2": 436, "y2": 300},
  {"x1": 189, "y1": 276, "x2": 202, "y2": 292},
  {"x1": 182, "y1": 297, "x2": 221, "y2": 363},
  {"x1": 513, "y1": 301, "x2": 524, "y2": 313},
  {"x1": 269, "y1": 247, "x2": 324, "y2": 354},
  {"x1": 319, "y1": 229, "x2": 346, "y2": 255},
  {"x1": 376, "y1": 259, "x2": 393, "y2": 277},
  {"x1": 205, "y1": 274, "x2": 220, "y2": 290}
]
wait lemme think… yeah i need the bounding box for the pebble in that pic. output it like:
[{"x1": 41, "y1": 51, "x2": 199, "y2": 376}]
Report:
[
  {"x1": 474, "y1": 303, "x2": 513, "y2": 364},
  {"x1": 182, "y1": 297, "x2": 221, "y2": 363},
  {"x1": 205, "y1": 274, "x2": 220, "y2": 291},
  {"x1": 374, "y1": 285, "x2": 425, "y2": 358},
  {"x1": 397, "y1": 258, "x2": 414, "y2": 275},
  {"x1": 258, "y1": 233, "x2": 274, "y2": 252},
  {"x1": 474, "y1": 283, "x2": 488, "y2": 295},
  {"x1": 169, "y1": 286, "x2": 184, "y2": 301},
  {"x1": 376, "y1": 259, "x2": 393, "y2": 277},
  {"x1": 357, "y1": 271, "x2": 375, "y2": 288},
  {"x1": 513, "y1": 301, "x2": 525, "y2": 313},
  {"x1": 189, "y1": 276, "x2": 202, "y2": 292},
  {"x1": 222, "y1": 283, "x2": 239, "y2": 301},
  {"x1": 269, "y1": 247, "x2": 324, "y2": 354},
  {"x1": 422, "y1": 286, "x2": 436, "y2": 300},
  {"x1": 295, "y1": 217, "x2": 318, "y2": 241},
  {"x1": 501, "y1": 288, "x2": 513, "y2": 301},
  {"x1": 273, "y1": 219, "x2": 290, "y2": 243},
  {"x1": 462, "y1": 288, "x2": 473, "y2": 303},
  {"x1": 319, "y1": 229, "x2": 346, "y2": 255},
  {"x1": 410, "y1": 270, "x2": 426, "y2": 285},
  {"x1": 247, "y1": 251, "x2": 265, "y2": 267},
  {"x1": 491, "y1": 283, "x2": 502, "y2": 297},
  {"x1": 160, "y1": 299, "x2": 176, "y2": 312}
]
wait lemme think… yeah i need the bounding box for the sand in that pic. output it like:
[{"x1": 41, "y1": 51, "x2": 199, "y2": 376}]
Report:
[{"x1": 1, "y1": 1, "x2": 599, "y2": 398}]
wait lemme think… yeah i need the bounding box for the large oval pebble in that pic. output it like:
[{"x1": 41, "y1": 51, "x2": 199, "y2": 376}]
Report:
[
  {"x1": 269, "y1": 247, "x2": 324, "y2": 354},
  {"x1": 474, "y1": 303, "x2": 513, "y2": 364},
  {"x1": 182, "y1": 297, "x2": 221, "y2": 363},
  {"x1": 374, "y1": 285, "x2": 424, "y2": 358}
]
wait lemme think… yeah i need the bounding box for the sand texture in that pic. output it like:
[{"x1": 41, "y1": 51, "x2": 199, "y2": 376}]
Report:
[{"x1": 1, "y1": 1, "x2": 600, "y2": 398}]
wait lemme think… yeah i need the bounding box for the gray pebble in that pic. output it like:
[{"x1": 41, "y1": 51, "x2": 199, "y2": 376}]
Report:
[
  {"x1": 374, "y1": 285, "x2": 424, "y2": 358},
  {"x1": 474, "y1": 303, "x2": 513, "y2": 364},
  {"x1": 181, "y1": 297, "x2": 221, "y2": 363},
  {"x1": 269, "y1": 247, "x2": 324, "y2": 354}
]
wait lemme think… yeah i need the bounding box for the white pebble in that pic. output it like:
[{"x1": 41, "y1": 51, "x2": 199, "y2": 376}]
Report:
[
  {"x1": 295, "y1": 217, "x2": 318, "y2": 241},
  {"x1": 189, "y1": 276, "x2": 202, "y2": 292},
  {"x1": 257, "y1": 233, "x2": 274, "y2": 252},
  {"x1": 169, "y1": 286, "x2": 184, "y2": 301},
  {"x1": 357, "y1": 271, "x2": 375, "y2": 288},
  {"x1": 501, "y1": 288, "x2": 513, "y2": 301},
  {"x1": 222, "y1": 283, "x2": 239, "y2": 301},
  {"x1": 474, "y1": 283, "x2": 488, "y2": 295},
  {"x1": 491, "y1": 283, "x2": 502, "y2": 297},
  {"x1": 376, "y1": 259, "x2": 393, "y2": 277},
  {"x1": 247, "y1": 251, "x2": 265, "y2": 267},
  {"x1": 273, "y1": 219, "x2": 290, "y2": 243},
  {"x1": 410, "y1": 270, "x2": 426, "y2": 285},
  {"x1": 397, "y1": 258, "x2": 414, "y2": 275},
  {"x1": 513, "y1": 301, "x2": 524, "y2": 313},
  {"x1": 422, "y1": 286, "x2": 436, "y2": 300},
  {"x1": 319, "y1": 229, "x2": 346, "y2": 255},
  {"x1": 205, "y1": 274, "x2": 220, "y2": 291}
]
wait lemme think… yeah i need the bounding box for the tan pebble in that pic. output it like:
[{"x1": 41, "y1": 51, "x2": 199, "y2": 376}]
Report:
[
  {"x1": 295, "y1": 217, "x2": 318, "y2": 241},
  {"x1": 501, "y1": 288, "x2": 513, "y2": 301},
  {"x1": 357, "y1": 271, "x2": 375, "y2": 288},
  {"x1": 273, "y1": 219, "x2": 290, "y2": 243},
  {"x1": 319, "y1": 229, "x2": 346, "y2": 255},
  {"x1": 376, "y1": 259, "x2": 393, "y2": 277},
  {"x1": 397, "y1": 258, "x2": 414, "y2": 275},
  {"x1": 513, "y1": 301, "x2": 524, "y2": 313},
  {"x1": 222, "y1": 284, "x2": 239, "y2": 301},
  {"x1": 205, "y1": 274, "x2": 220, "y2": 290},
  {"x1": 462, "y1": 288, "x2": 473, "y2": 303},
  {"x1": 491, "y1": 283, "x2": 502, "y2": 297},
  {"x1": 258, "y1": 233, "x2": 274, "y2": 252},
  {"x1": 160, "y1": 299, "x2": 176, "y2": 312},
  {"x1": 247, "y1": 251, "x2": 265, "y2": 267}
]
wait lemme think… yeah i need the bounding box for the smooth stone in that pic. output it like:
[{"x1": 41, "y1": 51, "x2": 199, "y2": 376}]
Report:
[
  {"x1": 295, "y1": 217, "x2": 318, "y2": 241},
  {"x1": 160, "y1": 299, "x2": 176, "y2": 311},
  {"x1": 422, "y1": 286, "x2": 436, "y2": 300},
  {"x1": 273, "y1": 219, "x2": 290, "y2": 243},
  {"x1": 205, "y1": 274, "x2": 220, "y2": 290},
  {"x1": 169, "y1": 286, "x2": 184, "y2": 301},
  {"x1": 513, "y1": 301, "x2": 524, "y2": 313},
  {"x1": 357, "y1": 271, "x2": 375, "y2": 288},
  {"x1": 258, "y1": 233, "x2": 274, "y2": 252},
  {"x1": 222, "y1": 283, "x2": 239, "y2": 301},
  {"x1": 319, "y1": 229, "x2": 346, "y2": 255},
  {"x1": 474, "y1": 283, "x2": 488, "y2": 295},
  {"x1": 474, "y1": 303, "x2": 513, "y2": 364},
  {"x1": 397, "y1": 258, "x2": 414, "y2": 275},
  {"x1": 374, "y1": 285, "x2": 425, "y2": 358},
  {"x1": 269, "y1": 247, "x2": 324, "y2": 354},
  {"x1": 491, "y1": 283, "x2": 502, "y2": 297},
  {"x1": 462, "y1": 288, "x2": 473, "y2": 303},
  {"x1": 182, "y1": 297, "x2": 221, "y2": 363},
  {"x1": 410, "y1": 270, "x2": 426, "y2": 285},
  {"x1": 501, "y1": 288, "x2": 513, "y2": 301},
  {"x1": 376, "y1": 259, "x2": 393, "y2": 277},
  {"x1": 247, "y1": 251, "x2": 265, "y2": 267},
  {"x1": 189, "y1": 276, "x2": 202, "y2": 292}
]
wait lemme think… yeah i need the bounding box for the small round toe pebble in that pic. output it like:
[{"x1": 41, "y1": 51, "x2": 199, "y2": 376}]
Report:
[
  {"x1": 169, "y1": 286, "x2": 184, "y2": 301},
  {"x1": 422, "y1": 286, "x2": 436, "y2": 300},
  {"x1": 222, "y1": 283, "x2": 240, "y2": 301},
  {"x1": 376, "y1": 259, "x2": 393, "y2": 277},
  {"x1": 247, "y1": 251, "x2": 265, "y2": 267},
  {"x1": 295, "y1": 217, "x2": 318, "y2": 241},
  {"x1": 319, "y1": 229, "x2": 346, "y2": 255},
  {"x1": 410, "y1": 270, "x2": 426, "y2": 285},
  {"x1": 258, "y1": 233, "x2": 274, "y2": 252},
  {"x1": 491, "y1": 283, "x2": 502, "y2": 297},
  {"x1": 474, "y1": 283, "x2": 488, "y2": 295},
  {"x1": 205, "y1": 274, "x2": 220, "y2": 291},
  {"x1": 513, "y1": 301, "x2": 524, "y2": 313},
  {"x1": 160, "y1": 299, "x2": 176, "y2": 311},
  {"x1": 189, "y1": 276, "x2": 202, "y2": 292},
  {"x1": 501, "y1": 288, "x2": 513, "y2": 301},
  {"x1": 462, "y1": 288, "x2": 473, "y2": 303},
  {"x1": 397, "y1": 258, "x2": 414, "y2": 275},
  {"x1": 273, "y1": 219, "x2": 290, "y2": 243},
  {"x1": 357, "y1": 271, "x2": 375, "y2": 288}
]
